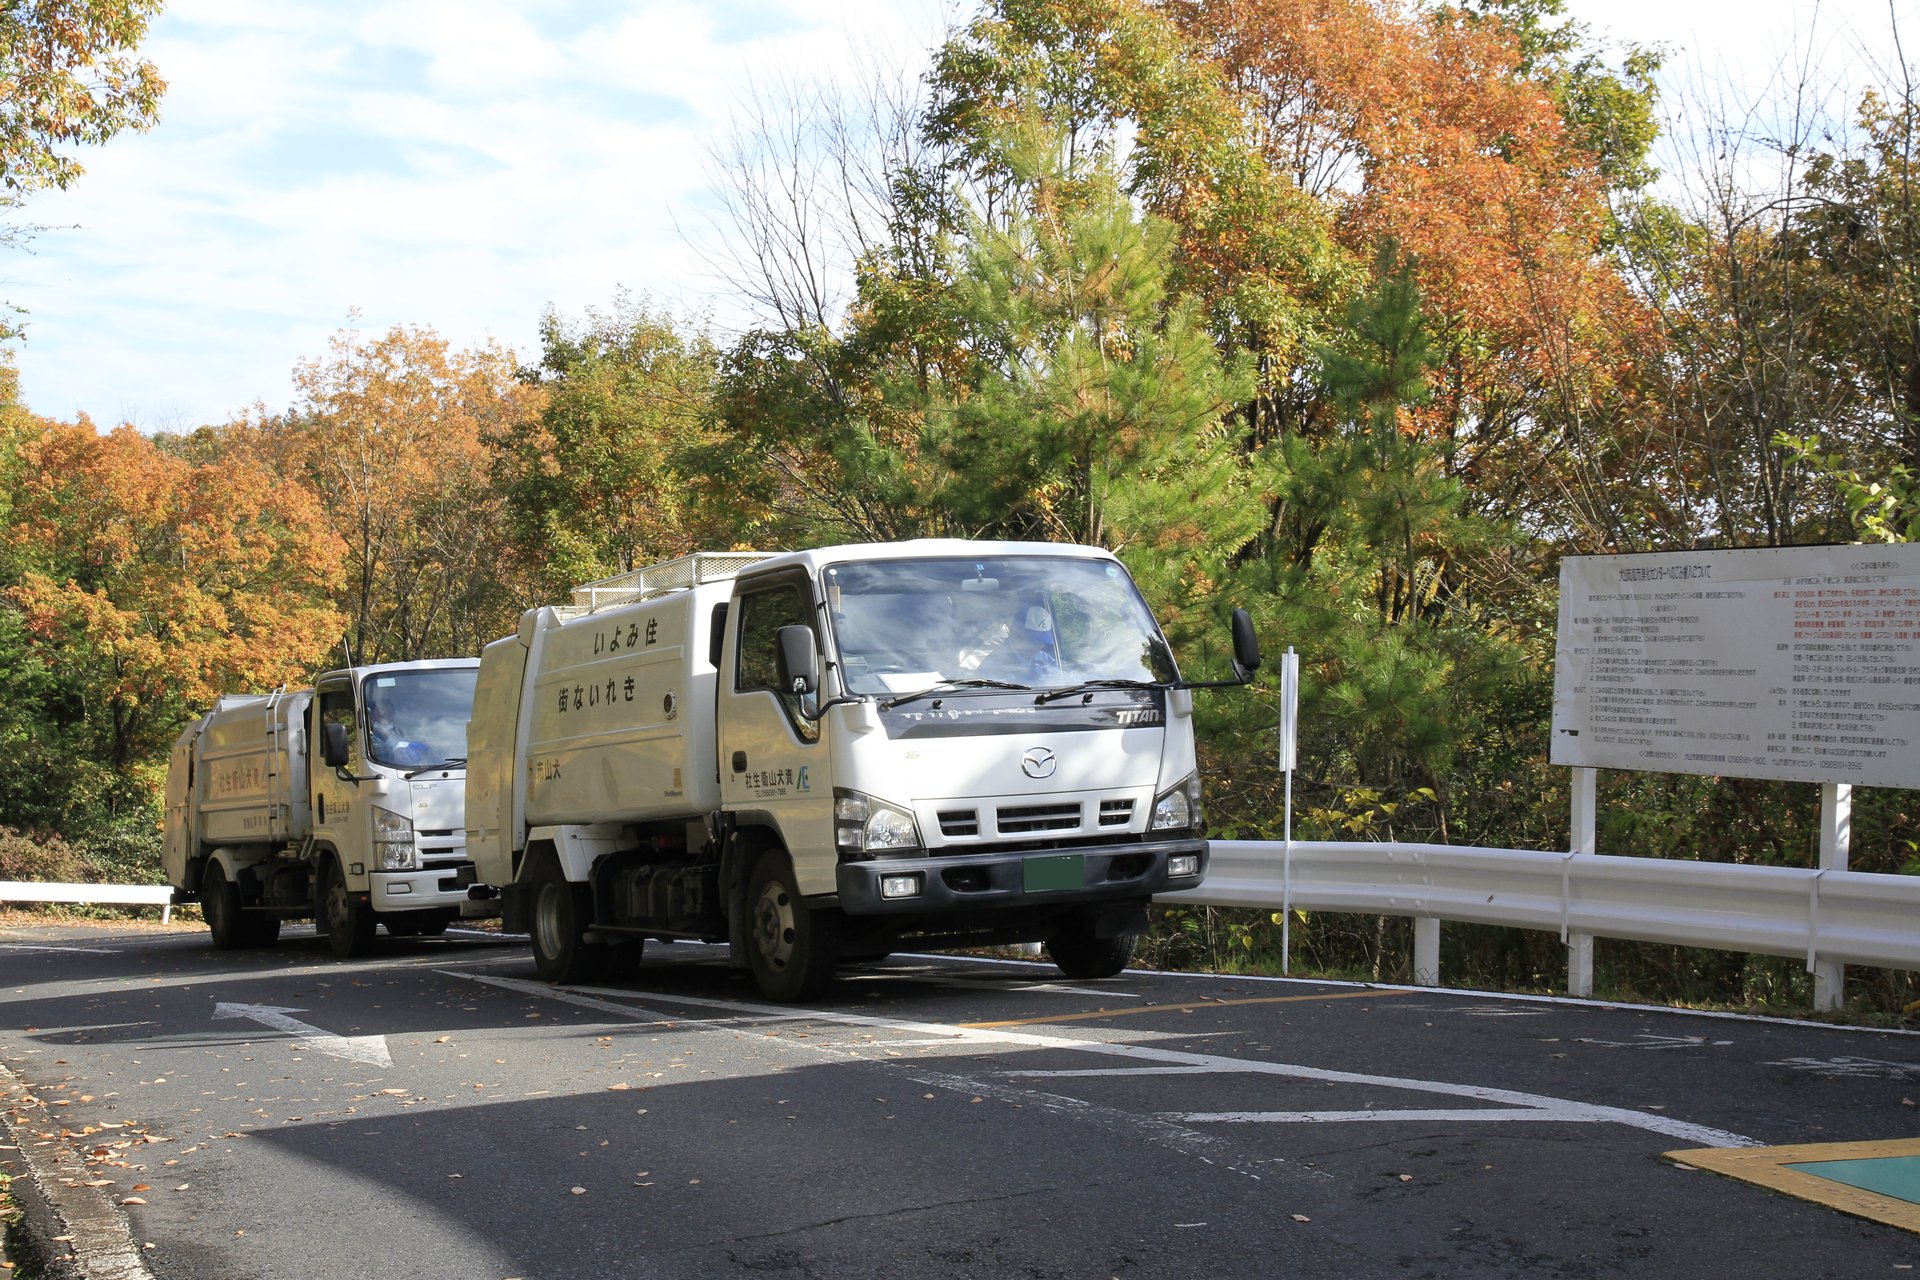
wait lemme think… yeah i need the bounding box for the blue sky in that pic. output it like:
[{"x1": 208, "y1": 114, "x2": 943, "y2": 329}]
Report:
[{"x1": 2, "y1": 0, "x2": 1910, "y2": 432}]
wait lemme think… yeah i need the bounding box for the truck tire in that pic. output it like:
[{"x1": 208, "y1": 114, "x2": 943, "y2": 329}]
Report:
[
  {"x1": 530, "y1": 873, "x2": 603, "y2": 984},
  {"x1": 744, "y1": 849, "x2": 840, "y2": 1002},
  {"x1": 320, "y1": 859, "x2": 376, "y2": 959},
  {"x1": 202, "y1": 863, "x2": 246, "y2": 950},
  {"x1": 1045, "y1": 931, "x2": 1136, "y2": 980}
]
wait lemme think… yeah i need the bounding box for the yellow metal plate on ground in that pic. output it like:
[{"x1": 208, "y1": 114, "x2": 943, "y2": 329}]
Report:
[{"x1": 1666, "y1": 1137, "x2": 1920, "y2": 1234}]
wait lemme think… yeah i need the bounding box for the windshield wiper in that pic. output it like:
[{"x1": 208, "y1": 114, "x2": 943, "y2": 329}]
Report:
[
  {"x1": 880, "y1": 678, "x2": 1031, "y2": 710},
  {"x1": 405, "y1": 757, "x2": 467, "y2": 778},
  {"x1": 1034, "y1": 678, "x2": 1167, "y2": 705}
]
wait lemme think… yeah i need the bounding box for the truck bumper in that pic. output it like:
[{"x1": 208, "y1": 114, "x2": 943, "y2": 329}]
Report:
[
  {"x1": 835, "y1": 838, "x2": 1206, "y2": 916},
  {"x1": 370, "y1": 865, "x2": 475, "y2": 913}
]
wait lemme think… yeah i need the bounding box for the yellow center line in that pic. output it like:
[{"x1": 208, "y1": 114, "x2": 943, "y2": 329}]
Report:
[{"x1": 957, "y1": 987, "x2": 1409, "y2": 1028}]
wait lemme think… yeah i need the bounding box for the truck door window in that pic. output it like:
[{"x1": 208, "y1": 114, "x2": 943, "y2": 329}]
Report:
[
  {"x1": 735, "y1": 582, "x2": 820, "y2": 742},
  {"x1": 317, "y1": 683, "x2": 357, "y2": 773}
]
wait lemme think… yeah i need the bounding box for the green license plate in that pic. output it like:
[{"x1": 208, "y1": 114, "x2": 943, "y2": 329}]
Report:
[{"x1": 1024, "y1": 854, "x2": 1085, "y2": 893}]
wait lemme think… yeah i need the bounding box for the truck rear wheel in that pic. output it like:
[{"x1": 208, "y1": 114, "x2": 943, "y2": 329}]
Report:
[
  {"x1": 202, "y1": 863, "x2": 245, "y2": 950},
  {"x1": 321, "y1": 859, "x2": 376, "y2": 959},
  {"x1": 530, "y1": 874, "x2": 603, "y2": 984},
  {"x1": 744, "y1": 849, "x2": 840, "y2": 1002},
  {"x1": 1045, "y1": 931, "x2": 1136, "y2": 980}
]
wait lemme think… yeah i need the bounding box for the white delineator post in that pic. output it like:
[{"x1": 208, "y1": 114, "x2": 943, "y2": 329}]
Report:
[
  {"x1": 1812, "y1": 781, "x2": 1851, "y2": 1011},
  {"x1": 1568, "y1": 766, "x2": 1596, "y2": 998},
  {"x1": 1278, "y1": 648, "x2": 1298, "y2": 976}
]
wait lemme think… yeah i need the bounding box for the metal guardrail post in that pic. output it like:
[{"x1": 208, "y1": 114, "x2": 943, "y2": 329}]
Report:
[
  {"x1": 1567, "y1": 767, "x2": 1596, "y2": 997},
  {"x1": 1812, "y1": 782, "x2": 1851, "y2": 1011},
  {"x1": 1413, "y1": 917, "x2": 1440, "y2": 985}
]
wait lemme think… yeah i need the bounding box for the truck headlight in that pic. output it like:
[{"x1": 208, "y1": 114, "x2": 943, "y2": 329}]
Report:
[
  {"x1": 372, "y1": 805, "x2": 418, "y2": 871},
  {"x1": 834, "y1": 788, "x2": 922, "y2": 858},
  {"x1": 1149, "y1": 774, "x2": 1204, "y2": 835}
]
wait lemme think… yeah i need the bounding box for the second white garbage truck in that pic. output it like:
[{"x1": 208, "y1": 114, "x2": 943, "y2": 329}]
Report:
[
  {"x1": 164, "y1": 659, "x2": 485, "y2": 956},
  {"x1": 465, "y1": 540, "x2": 1257, "y2": 1000}
]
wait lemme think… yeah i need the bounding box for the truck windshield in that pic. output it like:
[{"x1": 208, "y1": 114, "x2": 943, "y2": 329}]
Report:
[
  {"x1": 362, "y1": 668, "x2": 477, "y2": 769},
  {"x1": 823, "y1": 556, "x2": 1176, "y2": 697}
]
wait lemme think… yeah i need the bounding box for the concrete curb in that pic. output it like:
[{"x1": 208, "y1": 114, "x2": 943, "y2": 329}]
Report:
[{"x1": 0, "y1": 1062, "x2": 153, "y2": 1280}]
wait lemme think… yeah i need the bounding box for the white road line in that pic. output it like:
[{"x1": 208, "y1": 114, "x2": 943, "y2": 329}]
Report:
[
  {"x1": 1169, "y1": 1108, "x2": 1633, "y2": 1125},
  {"x1": 17, "y1": 1021, "x2": 157, "y2": 1036},
  {"x1": 0, "y1": 942, "x2": 117, "y2": 954},
  {"x1": 446, "y1": 971, "x2": 1761, "y2": 1149},
  {"x1": 211, "y1": 1002, "x2": 393, "y2": 1068}
]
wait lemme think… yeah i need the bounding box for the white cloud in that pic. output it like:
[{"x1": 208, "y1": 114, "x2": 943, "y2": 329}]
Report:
[{"x1": 6, "y1": 0, "x2": 947, "y2": 429}]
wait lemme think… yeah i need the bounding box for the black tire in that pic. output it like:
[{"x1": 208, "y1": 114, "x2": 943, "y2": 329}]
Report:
[
  {"x1": 1045, "y1": 931, "x2": 1136, "y2": 980},
  {"x1": 530, "y1": 873, "x2": 603, "y2": 984},
  {"x1": 744, "y1": 849, "x2": 840, "y2": 1002},
  {"x1": 383, "y1": 916, "x2": 422, "y2": 938},
  {"x1": 321, "y1": 859, "x2": 375, "y2": 959},
  {"x1": 416, "y1": 913, "x2": 452, "y2": 937},
  {"x1": 202, "y1": 862, "x2": 246, "y2": 950}
]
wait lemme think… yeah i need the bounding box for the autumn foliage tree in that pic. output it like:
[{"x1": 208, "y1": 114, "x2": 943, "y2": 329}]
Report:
[
  {"x1": 2, "y1": 410, "x2": 346, "y2": 774},
  {"x1": 492, "y1": 299, "x2": 737, "y2": 596},
  {"x1": 247, "y1": 325, "x2": 547, "y2": 664}
]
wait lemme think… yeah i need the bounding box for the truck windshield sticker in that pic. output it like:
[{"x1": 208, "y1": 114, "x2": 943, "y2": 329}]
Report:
[{"x1": 880, "y1": 689, "x2": 1165, "y2": 738}]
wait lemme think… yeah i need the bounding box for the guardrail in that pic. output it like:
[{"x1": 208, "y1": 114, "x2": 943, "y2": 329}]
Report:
[
  {"x1": 0, "y1": 881, "x2": 176, "y2": 923},
  {"x1": 1158, "y1": 840, "x2": 1920, "y2": 997}
]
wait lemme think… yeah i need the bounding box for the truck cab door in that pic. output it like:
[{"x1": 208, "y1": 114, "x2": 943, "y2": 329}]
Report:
[
  {"x1": 312, "y1": 678, "x2": 359, "y2": 876},
  {"x1": 720, "y1": 575, "x2": 832, "y2": 892}
]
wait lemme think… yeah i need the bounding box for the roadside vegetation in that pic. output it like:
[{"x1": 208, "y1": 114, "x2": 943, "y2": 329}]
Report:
[{"x1": 4, "y1": 0, "x2": 1919, "y2": 1017}]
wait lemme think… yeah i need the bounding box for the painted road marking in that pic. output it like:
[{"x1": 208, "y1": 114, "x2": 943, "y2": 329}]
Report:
[
  {"x1": 449, "y1": 970, "x2": 1757, "y2": 1148},
  {"x1": 17, "y1": 1021, "x2": 157, "y2": 1037},
  {"x1": 1669, "y1": 1138, "x2": 1920, "y2": 1233},
  {"x1": 211, "y1": 1002, "x2": 393, "y2": 1068},
  {"x1": 0, "y1": 942, "x2": 117, "y2": 954},
  {"x1": 960, "y1": 988, "x2": 1405, "y2": 1028},
  {"x1": 1575, "y1": 1034, "x2": 1734, "y2": 1050},
  {"x1": 1763, "y1": 1055, "x2": 1920, "y2": 1080}
]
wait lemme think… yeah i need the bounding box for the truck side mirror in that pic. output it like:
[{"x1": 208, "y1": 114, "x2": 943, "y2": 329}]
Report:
[
  {"x1": 1230, "y1": 608, "x2": 1261, "y2": 682},
  {"x1": 774, "y1": 624, "x2": 819, "y2": 697},
  {"x1": 321, "y1": 721, "x2": 350, "y2": 768}
]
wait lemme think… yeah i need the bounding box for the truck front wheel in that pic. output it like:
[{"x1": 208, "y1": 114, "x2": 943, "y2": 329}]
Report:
[
  {"x1": 320, "y1": 859, "x2": 375, "y2": 959},
  {"x1": 744, "y1": 850, "x2": 840, "y2": 1002},
  {"x1": 530, "y1": 874, "x2": 602, "y2": 984}
]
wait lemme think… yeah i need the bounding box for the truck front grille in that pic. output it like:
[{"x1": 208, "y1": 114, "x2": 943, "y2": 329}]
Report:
[
  {"x1": 939, "y1": 810, "x2": 980, "y2": 837},
  {"x1": 1098, "y1": 799, "x2": 1133, "y2": 827},
  {"x1": 996, "y1": 803, "x2": 1081, "y2": 834}
]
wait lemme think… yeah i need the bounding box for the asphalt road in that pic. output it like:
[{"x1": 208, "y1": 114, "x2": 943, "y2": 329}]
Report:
[{"x1": 2, "y1": 918, "x2": 1917, "y2": 1279}]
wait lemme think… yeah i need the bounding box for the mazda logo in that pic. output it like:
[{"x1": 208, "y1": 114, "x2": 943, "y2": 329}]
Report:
[{"x1": 1020, "y1": 747, "x2": 1057, "y2": 779}]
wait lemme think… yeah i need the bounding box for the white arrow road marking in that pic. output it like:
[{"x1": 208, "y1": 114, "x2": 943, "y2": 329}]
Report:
[{"x1": 212, "y1": 1002, "x2": 392, "y2": 1068}]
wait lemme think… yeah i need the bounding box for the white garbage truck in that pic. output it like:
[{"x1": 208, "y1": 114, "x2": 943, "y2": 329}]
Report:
[
  {"x1": 465, "y1": 541, "x2": 1258, "y2": 1000},
  {"x1": 164, "y1": 659, "x2": 485, "y2": 957}
]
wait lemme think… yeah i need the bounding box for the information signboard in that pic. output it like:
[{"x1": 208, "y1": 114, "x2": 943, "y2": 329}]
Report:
[{"x1": 1551, "y1": 545, "x2": 1920, "y2": 789}]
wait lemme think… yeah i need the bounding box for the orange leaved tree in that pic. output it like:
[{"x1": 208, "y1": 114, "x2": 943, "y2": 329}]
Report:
[{"x1": 4, "y1": 415, "x2": 347, "y2": 772}]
